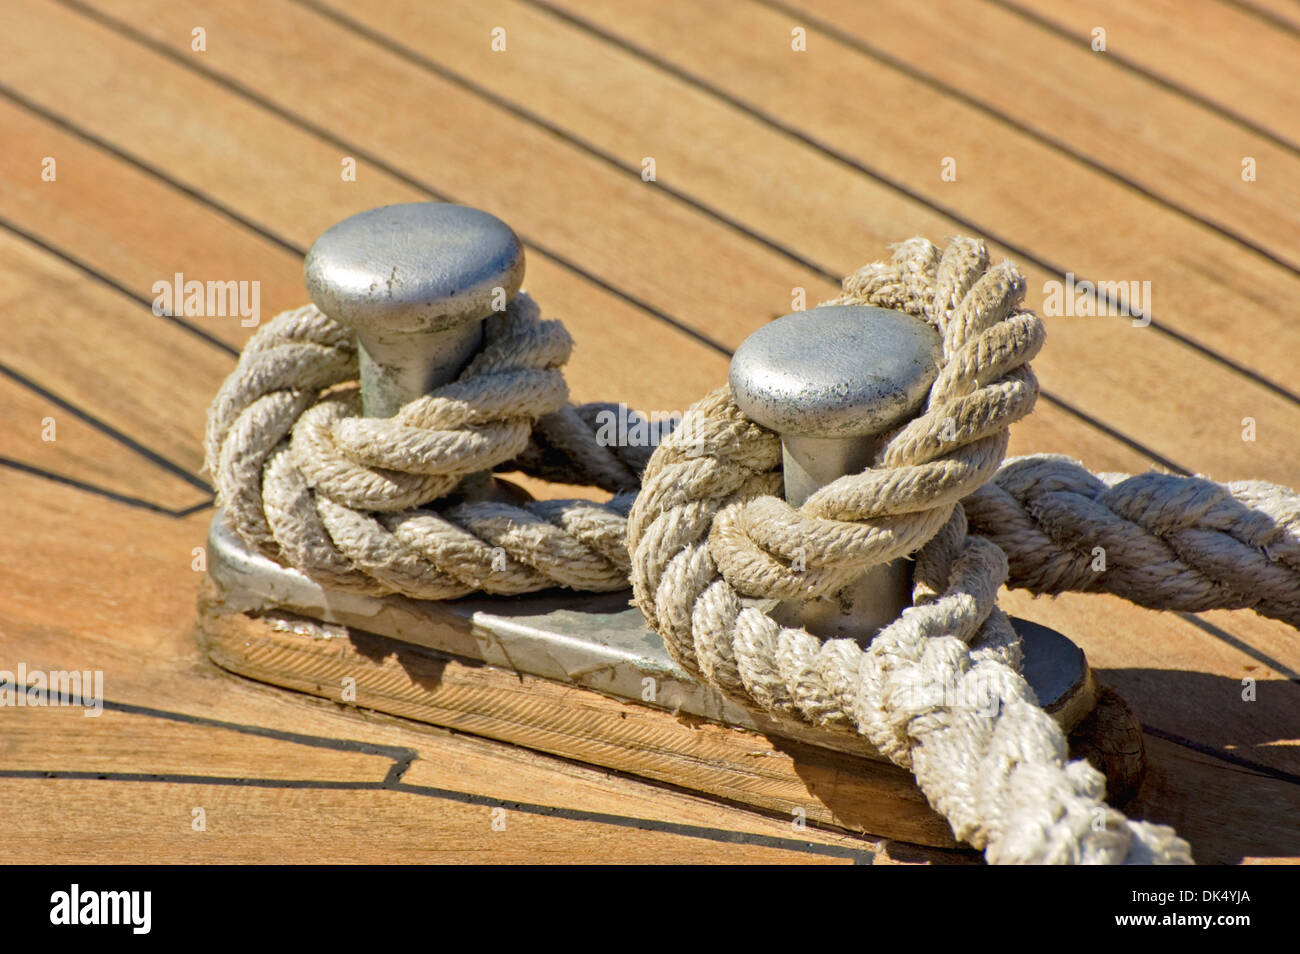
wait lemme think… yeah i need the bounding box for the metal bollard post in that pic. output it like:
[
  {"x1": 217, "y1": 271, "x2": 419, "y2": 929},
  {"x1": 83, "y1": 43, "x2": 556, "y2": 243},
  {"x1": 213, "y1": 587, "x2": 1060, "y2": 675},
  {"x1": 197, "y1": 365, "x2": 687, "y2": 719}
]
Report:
[
  {"x1": 303, "y1": 201, "x2": 528, "y2": 502},
  {"x1": 208, "y1": 268, "x2": 1096, "y2": 755},
  {"x1": 304, "y1": 202, "x2": 525, "y2": 418},
  {"x1": 730, "y1": 305, "x2": 943, "y2": 640}
]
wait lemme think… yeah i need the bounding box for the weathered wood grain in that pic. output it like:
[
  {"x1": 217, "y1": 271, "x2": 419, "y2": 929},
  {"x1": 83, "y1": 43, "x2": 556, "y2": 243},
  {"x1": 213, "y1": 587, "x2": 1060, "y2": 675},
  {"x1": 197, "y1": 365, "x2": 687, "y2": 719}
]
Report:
[
  {"x1": 0, "y1": 229, "x2": 231, "y2": 478},
  {"x1": 0, "y1": 372, "x2": 207, "y2": 512},
  {"x1": 1027, "y1": 0, "x2": 1300, "y2": 146},
  {"x1": 0, "y1": 468, "x2": 905, "y2": 862},
  {"x1": 789, "y1": 0, "x2": 1300, "y2": 265},
  {"x1": 0, "y1": 703, "x2": 396, "y2": 782},
  {"x1": 196, "y1": 583, "x2": 965, "y2": 849},
  {"x1": 0, "y1": 0, "x2": 1295, "y2": 864},
  {"x1": 28, "y1": 0, "x2": 1293, "y2": 769},
  {"x1": 0, "y1": 95, "x2": 302, "y2": 353},
  {"x1": 1129, "y1": 736, "x2": 1300, "y2": 865},
  {"x1": 519, "y1": 0, "x2": 1300, "y2": 415},
  {"x1": 0, "y1": 780, "x2": 868, "y2": 864}
]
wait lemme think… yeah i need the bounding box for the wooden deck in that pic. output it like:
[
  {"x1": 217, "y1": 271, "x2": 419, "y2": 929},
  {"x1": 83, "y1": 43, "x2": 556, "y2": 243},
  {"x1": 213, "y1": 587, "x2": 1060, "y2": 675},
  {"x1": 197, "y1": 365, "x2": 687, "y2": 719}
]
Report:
[{"x1": 1, "y1": 0, "x2": 1297, "y2": 864}]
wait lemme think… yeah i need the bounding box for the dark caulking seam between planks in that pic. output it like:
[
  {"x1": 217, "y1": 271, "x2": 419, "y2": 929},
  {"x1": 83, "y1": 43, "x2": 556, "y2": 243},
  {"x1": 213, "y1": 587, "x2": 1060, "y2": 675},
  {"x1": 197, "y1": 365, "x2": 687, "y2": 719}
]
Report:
[
  {"x1": 54, "y1": 0, "x2": 741, "y2": 360},
  {"x1": 0, "y1": 361, "x2": 214, "y2": 494},
  {"x1": 756, "y1": 0, "x2": 1300, "y2": 276},
  {"x1": 0, "y1": 85, "x2": 1190, "y2": 504},
  {"x1": 520, "y1": 0, "x2": 1300, "y2": 407},
  {"x1": 30, "y1": 0, "x2": 1231, "y2": 480},
  {"x1": 1142, "y1": 725, "x2": 1300, "y2": 786},
  {"x1": 0, "y1": 457, "x2": 212, "y2": 517},
  {"x1": 0, "y1": 216, "x2": 239, "y2": 359},
  {"x1": 0, "y1": 82, "x2": 305, "y2": 260},
  {"x1": 1223, "y1": 0, "x2": 1300, "y2": 37},
  {"x1": 1174, "y1": 613, "x2": 1300, "y2": 682},
  {"x1": 5, "y1": 0, "x2": 1289, "y2": 857},
  {"x1": 293, "y1": 0, "x2": 837, "y2": 283},
  {"x1": 990, "y1": 0, "x2": 1300, "y2": 155},
  {"x1": 3, "y1": 689, "x2": 877, "y2": 861},
  {"x1": 50, "y1": 0, "x2": 1300, "y2": 411},
  {"x1": 0, "y1": 770, "x2": 877, "y2": 861}
]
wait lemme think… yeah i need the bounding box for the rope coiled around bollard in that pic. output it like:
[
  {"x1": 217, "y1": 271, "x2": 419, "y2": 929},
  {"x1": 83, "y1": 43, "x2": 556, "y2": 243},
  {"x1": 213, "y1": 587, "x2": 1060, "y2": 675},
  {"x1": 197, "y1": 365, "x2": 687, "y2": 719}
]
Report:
[
  {"x1": 206, "y1": 293, "x2": 652, "y2": 597},
  {"x1": 207, "y1": 237, "x2": 1300, "y2": 864},
  {"x1": 629, "y1": 237, "x2": 1184, "y2": 863}
]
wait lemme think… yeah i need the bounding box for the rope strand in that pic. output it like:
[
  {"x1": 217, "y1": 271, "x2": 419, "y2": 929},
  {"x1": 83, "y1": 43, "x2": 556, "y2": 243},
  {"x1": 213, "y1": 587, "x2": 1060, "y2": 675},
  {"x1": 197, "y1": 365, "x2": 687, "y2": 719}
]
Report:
[
  {"x1": 206, "y1": 237, "x2": 1300, "y2": 865},
  {"x1": 206, "y1": 293, "x2": 640, "y2": 595},
  {"x1": 628, "y1": 238, "x2": 1193, "y2": 863}
]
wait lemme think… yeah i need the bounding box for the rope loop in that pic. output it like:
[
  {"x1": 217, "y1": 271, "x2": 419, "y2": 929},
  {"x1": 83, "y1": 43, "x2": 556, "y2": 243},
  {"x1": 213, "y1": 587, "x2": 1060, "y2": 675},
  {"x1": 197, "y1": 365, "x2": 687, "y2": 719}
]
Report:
[
  {"x1": 207, "y1": 235, "x2": 1300, "y2": 865},
  {"x1": 206, "y1": 292, "x2": 646, "y2": 596},
  {"x1": 628, "y1": 237, "x2": 1194, "y2": 864}
]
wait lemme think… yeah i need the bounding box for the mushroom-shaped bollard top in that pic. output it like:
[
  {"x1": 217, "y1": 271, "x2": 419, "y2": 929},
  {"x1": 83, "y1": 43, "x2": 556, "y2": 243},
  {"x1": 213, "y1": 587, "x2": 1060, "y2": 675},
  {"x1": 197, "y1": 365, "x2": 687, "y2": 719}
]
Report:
[
  {"x1": 304, "y1": 203, "x2": 525, "y2": 418},
  {"x1": 730, "y1": 305, "x2": 941, "y2": 506},
  {"x1": 729, "y1": 305, "x2": 942, "y2": 639}
]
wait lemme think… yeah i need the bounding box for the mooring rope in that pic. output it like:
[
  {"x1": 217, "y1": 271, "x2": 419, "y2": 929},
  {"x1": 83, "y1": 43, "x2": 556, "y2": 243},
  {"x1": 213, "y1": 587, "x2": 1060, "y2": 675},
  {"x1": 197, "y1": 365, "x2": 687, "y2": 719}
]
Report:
[
  {"x1": 206, "y1": 237, "x2": 1300, "y2": 865},
  {"x1": 966, "y1": 457, "x2": 1300, "y2": 628},
  {"x1": 207, "y1": 294, "x2": 648, "y2": 597}
]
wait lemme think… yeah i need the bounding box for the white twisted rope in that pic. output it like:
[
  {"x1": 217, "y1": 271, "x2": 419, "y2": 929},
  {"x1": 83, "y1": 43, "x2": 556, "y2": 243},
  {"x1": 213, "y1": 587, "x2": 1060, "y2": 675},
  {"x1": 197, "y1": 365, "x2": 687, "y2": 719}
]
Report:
[
  {"x1": 966, "y1": 456, "x2": 1300, "y2": 628},
  {"x1": 206, "y1": 293, "x2": 651, "y2": 597},
  {"x1": 206, "y1": 237, "x2": 1300, "y2": 864},
  {"x1": 628, "y1": 237, "x2": 1196, "y2": 864}
]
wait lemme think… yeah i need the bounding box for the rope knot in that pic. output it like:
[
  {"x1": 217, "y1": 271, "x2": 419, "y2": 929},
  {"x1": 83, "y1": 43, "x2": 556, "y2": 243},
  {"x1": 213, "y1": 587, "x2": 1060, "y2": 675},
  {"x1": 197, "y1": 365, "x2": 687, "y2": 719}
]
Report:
[
  {"x1": 292, "y1": 294, "x2": 573, "y2": 513},
  {"x1": 695, "y1": 238, "x2": 1043, "y2": 608},
  {"x1": 201, "y1": 232, "x2": 1296, "y2": 865},
  {"x1": 629, "y1": 236, "x2": 1193, "y2": 864},
  {"x1": 206, "y1": 291, "x2": 645, "y2": 597}
]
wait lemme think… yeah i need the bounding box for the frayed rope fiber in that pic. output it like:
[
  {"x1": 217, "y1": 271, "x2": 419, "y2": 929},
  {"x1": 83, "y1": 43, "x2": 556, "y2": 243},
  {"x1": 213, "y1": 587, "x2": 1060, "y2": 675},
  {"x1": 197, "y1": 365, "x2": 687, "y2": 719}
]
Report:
[{"x1": 207, "y1": 237, "x2": 1300, "y2": 864}]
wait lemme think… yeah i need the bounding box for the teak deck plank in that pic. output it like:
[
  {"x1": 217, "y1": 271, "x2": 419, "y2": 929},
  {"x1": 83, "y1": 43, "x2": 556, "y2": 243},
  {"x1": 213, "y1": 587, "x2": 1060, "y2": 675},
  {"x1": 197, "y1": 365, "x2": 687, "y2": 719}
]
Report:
[
  {"x1": 0, "y1": 782, "x2": 867, "y2": 864},
  {"x1": 0, "y1": 468, "x2": 903, "y2": 863},
  {"x1": 0, "y1": 0, "x2": 1296, "y2": 863},
  {"x1": 526, "y1": 0, "x2": 1300, "y2": 422},
  {"x1": 1235, "y1": 0, "x2": 1300, "y2": 33},
  {"x1": 790, "y1": 0, "x2": 1300, "y2": 265},
  {"x1": 0, "y1": 95, "x2": 299, "y2": 355},
  {"x1": 0, "y1": 1, "x2": 1171, "y2": 466},
  {"x1": 76, "y1": 0, "x2": 1300, "y2": 490},
  {"x1": 1026, "y1": 0, "x2": 1300, "y2": 147},
  {"x1": 0, "y1": 230, "x2": 232, "y2": 478},
  {"x1": 1, "y1": 705, "x2": 398, "y2": 783},
  {"x1": 995, "y1": 588, "x2": 1300, "y2": 776},
  {"x1": 27, "y1": 0, "x2": 1293, "y2": 768},
  {"x1": 4, "y1": 465, "x2": 1292, "y2": 862},
  {"x1": 0, "y1": 86, "x2": 731, "y2": 424},
  {"x1": 0, "y1": 371, "x2": 207, "y2": 513},
  {"x1": 1128, "y1": 736, "x2": 1300, "y2": 865}
]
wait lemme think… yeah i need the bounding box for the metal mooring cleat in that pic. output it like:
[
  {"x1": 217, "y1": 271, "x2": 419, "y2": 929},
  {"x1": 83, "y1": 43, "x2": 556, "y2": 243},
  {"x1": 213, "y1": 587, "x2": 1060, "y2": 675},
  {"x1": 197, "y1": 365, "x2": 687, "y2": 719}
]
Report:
[
  {"x1": 730, "y1": 304, "x2": 942, "y2": 639},
  {"x1": 305, "y1": 202, "x2": 525, "y2": 418},
  {"x1": 728, "y1": 303, "x2": 1094, "y2": 722},
  {"x1": 300, "y1": 202, "x2": 530, "y2": 504},
  {"x1": 202, "y1": 203, "x2": 1110, "y2": 839}
]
